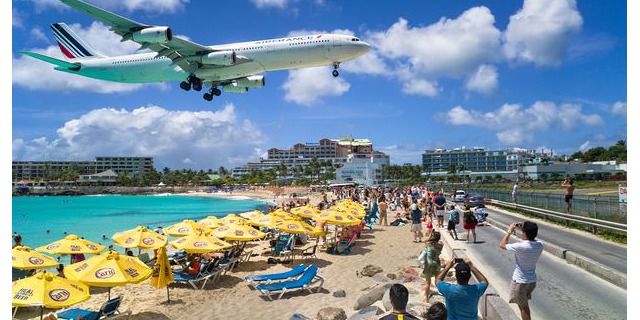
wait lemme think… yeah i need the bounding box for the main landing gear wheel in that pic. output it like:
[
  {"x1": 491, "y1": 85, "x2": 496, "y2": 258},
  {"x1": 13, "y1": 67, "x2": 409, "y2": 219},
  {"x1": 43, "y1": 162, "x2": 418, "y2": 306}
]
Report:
[
  {"x1": 212, "y1": 87, "x2": 221, "y2": 96},
  {"x1": 203, "y1": 93, "x2": 213, "y2": 101},
  {"x1": 180, "y1": 81, "x2": 191, "y2": 91},
  {"x1": 193, "y1": 82, "x2": 203, "y2": 92}
]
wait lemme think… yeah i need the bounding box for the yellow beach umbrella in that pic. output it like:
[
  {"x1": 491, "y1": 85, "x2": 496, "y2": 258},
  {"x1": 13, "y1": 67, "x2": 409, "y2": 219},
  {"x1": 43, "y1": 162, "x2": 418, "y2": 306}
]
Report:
[
  {"x1": 248, "y1": 212, "x2": 288, "y2": 229},
  {"x1": 149, "y1": 246, "x2": 174, "y2": 302},
  {"x1": 239, "y1": 209, "x2": 266, "y2": 220},
  {"x1": 291, "y1": 204, "x2": 320, "y2": 218},
  {"x1": 315, "y1": 209, "x2": 362, "y2": 226},
  {"x1": 198, "y1": 216, "x2": 225, "y2": 229},
  {"x1": 165, "y1": 220, "x2": 211, "y2": 237},
  {"x1": 112, "y1": 226, "x2": 168, "y2": 250},
  {"x1": 274, "y1": 219, "x2": 325, "y2": 236},
  {"x1": 169, "y1": 233, "x2": 233, "y2": 253},
  {"x1": 218, "y1": 213, "x2": 247, "y2": 225},
  {"x1": 334, "y1": 205, "x2": 366, "y2": 219},
  {"x1": 212, "y1": 222, "x2": 266, "y2": 241},
  {"x1": 12, "y1": 246, "x2": 58, "y2": 270},
  {"x1": 36, "y1": 234, "x2": 104, "y2": 255},
  {"x1": 12, "y1": 271, "x2": 90, "y2": 319},
  {"x1": 271, "y1": 208, "x2": 298, "y2": 220},
  {"x1": 65, "y1": 250, "x2": 152, "y2": 299}
]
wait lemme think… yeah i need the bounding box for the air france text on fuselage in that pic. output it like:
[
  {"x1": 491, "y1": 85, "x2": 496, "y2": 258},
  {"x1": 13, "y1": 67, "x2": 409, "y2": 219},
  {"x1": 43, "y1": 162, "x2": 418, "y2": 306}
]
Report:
[{"x1": 255, "y1": 35, "x2": 322, "y2": 45}]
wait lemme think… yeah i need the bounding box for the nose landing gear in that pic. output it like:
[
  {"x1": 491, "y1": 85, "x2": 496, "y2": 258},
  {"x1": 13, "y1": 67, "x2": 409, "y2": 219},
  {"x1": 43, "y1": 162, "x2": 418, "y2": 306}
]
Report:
[{"x1": 332, "y1": 62, "x2": 340, "y2": 77}]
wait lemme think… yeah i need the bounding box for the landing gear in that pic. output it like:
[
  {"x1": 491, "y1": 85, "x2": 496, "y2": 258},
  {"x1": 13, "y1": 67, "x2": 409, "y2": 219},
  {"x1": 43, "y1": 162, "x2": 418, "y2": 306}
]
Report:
[
  {"x1": 332, "y1": 62, "x2": 340, "y2": 77},
  {"x1": 183, "y1": 75, "x2": 203, "y2": 91},
  {"x1": 202, "y1": 86, "x2": 222, "y2": 101},
  {"x1": 193, "y1": 82, "x2": 202, "y2": 92},
  {"x1": 180, "y1": 81, "x2": 191, "y2": 91}
]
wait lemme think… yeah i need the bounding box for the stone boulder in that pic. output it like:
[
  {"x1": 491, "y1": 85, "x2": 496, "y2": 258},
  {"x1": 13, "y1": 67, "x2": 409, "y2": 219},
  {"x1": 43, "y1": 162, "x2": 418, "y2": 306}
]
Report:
[
  {"x1": 347, "y1": 306, "x2": 384, "y2": 320},
  {"x1": 353, "y1": 283, "x2": 394, "y2": 310},
  {"x1": 360, "y1": 265, "x2": 383, "y2": 277},
  {"x1": 333, "y1": 289, "x2": 347, "y2": 298},
  {"x1": 317, "y1": 307, "x2": 347, "y2": 320}
]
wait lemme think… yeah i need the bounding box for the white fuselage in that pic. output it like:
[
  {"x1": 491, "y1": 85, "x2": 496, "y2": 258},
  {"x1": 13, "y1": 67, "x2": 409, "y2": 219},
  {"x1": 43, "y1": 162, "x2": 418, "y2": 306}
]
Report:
[{"x1": 61, "y1": 34, "x2": 370, "y2": 83}]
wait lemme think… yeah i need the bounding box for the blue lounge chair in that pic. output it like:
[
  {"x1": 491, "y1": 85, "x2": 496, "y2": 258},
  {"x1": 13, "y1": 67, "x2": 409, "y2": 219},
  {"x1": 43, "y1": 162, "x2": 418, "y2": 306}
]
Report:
[
  {"x1": 57, "y1": 296, "x2": 128, "y2": 320},
  {"x1": 255, "y1": 265, "x2": 325, "y2": 300},
  {"x1": 244, "y1": 264, "x2": 309, "y2": 288}
]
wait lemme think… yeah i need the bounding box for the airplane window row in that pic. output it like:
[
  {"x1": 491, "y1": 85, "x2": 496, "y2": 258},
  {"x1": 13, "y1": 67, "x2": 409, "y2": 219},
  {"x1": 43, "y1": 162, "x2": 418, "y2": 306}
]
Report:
[
  {"x1": 288, "y1": 40, "x2": 330, "y2": 46},
  {"x1": 112, "y1": 56, "x2": 163, "y2": 64}
]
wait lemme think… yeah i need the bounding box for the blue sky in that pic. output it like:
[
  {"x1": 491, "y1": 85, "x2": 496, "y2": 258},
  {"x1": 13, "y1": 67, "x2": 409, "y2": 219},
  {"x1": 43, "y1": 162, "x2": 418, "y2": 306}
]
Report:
[{"x1": 10, "y1": 0, "x2": 629, "y2": 170}]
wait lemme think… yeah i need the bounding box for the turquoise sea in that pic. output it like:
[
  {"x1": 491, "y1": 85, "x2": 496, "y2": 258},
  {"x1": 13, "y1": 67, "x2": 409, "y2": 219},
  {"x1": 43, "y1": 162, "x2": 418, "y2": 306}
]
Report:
[{"x1": 11, "y1": 194, "x2": 273, "y2": 250}]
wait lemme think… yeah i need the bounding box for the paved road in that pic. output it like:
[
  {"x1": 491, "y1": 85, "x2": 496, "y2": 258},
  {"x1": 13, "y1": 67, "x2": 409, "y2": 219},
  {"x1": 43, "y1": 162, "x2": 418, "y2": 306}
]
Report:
[
  {"x1": 448, "y1": 224, "x2": 627, "y2": 320},
  {"x1": 482, "y1": 205, "x2": 627, "y2": 274}
]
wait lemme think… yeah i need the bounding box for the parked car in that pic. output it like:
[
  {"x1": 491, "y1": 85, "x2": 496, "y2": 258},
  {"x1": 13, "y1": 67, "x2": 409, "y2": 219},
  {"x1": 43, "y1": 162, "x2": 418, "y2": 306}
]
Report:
[
  {"x1": 454, "y1": 190, "x2": 467, "y2": 202},
  {"x1": 464, "y1": 194, "x2": 491, "y2": 207}
]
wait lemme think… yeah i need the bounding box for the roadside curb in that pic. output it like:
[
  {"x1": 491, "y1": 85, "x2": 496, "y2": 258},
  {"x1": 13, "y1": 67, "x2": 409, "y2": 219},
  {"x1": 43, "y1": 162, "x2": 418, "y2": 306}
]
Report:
[
  {"x1": 488, "y1": 215, "x2": 627, "y2": 289},
  {"x1": 439, "y1": 227, "x2": 519, "y2": 320}
]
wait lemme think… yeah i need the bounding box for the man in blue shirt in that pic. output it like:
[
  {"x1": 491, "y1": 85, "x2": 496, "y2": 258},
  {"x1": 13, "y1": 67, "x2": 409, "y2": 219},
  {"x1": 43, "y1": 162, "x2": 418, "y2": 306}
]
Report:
[{"x1": 436, "y1": 258, "x2": 488, "y2": 320}]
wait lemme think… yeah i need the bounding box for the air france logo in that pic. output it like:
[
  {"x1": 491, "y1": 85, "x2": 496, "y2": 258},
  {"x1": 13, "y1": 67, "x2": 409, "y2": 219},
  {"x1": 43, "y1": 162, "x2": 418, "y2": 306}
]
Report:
[
  {"x1": 95, "y1": 268, "x2": 115, "y2": 279},
  {"x1": 49, "y1": 289, "x2": 70, "y2": 302},
  {"x1": 28, "y1": 257, "x2": 44, "y2": 265}
]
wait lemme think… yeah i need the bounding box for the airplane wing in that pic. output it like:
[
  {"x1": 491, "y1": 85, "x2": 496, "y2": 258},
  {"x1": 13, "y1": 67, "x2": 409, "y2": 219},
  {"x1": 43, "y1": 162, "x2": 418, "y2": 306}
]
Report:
[{"x1": 60, "y1": 0, "x2": 230, "y2": 74}]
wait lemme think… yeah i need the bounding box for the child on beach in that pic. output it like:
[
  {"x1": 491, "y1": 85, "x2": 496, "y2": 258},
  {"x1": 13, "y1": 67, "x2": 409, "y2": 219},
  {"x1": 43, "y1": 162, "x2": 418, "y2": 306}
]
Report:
[
  {"x1": 418, "y1": 231, "x2": 443, "y2": 302},
  {"x1": 425, "y1": 216, "x2": 434, "y2": 239}
]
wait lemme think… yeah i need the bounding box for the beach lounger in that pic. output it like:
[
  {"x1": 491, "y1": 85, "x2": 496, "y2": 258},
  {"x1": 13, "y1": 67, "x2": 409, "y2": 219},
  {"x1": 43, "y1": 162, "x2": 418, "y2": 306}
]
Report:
[
  {"x1": 255, "y1": 265, "x2": 324, "y2": 301},
  {"x1": 172, "y1": 262, "x2": 218, "y2": 290},
  {"x1": 57, "y1": 295, "x2": 130, "y2": 320},
  {"x1": 332, "y1": 233, "x2": 357, "y2": 255},
  {"x1": 244, "y1": 264, "x2": 309, "y2": 288}
]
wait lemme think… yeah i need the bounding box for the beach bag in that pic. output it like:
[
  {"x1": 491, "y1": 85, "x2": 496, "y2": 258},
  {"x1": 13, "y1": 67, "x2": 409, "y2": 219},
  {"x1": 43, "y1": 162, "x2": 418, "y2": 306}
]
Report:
[{"x1": 390, "y1": 218, "x2": 403, "y2": 226}]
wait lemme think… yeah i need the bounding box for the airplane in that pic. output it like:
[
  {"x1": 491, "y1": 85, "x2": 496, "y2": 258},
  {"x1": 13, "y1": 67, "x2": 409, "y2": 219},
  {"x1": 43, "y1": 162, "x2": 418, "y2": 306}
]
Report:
[{"x1": 23, "y1": 0, "x2": 371, "y2": 101}]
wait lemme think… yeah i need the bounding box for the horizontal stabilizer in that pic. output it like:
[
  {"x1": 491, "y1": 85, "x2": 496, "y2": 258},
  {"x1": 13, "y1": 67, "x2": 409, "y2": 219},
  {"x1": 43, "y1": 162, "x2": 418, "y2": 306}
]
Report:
[{"x1": 22, "y1": 51, "x2": 81, "y2": 71}]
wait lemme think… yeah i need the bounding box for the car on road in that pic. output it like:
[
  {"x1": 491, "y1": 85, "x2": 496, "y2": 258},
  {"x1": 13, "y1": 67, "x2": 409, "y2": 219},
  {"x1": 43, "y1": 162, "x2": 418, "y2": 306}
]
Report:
[
  {"x1": 454, "y1": 190, "x2": 467, "y2": 202},
  {"x1": 464, "y1": 193, "x2": 491, "y2": 207}
]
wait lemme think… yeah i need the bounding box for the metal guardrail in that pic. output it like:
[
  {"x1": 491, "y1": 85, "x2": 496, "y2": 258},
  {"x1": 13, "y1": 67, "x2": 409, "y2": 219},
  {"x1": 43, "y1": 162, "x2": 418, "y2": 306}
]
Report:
[{"x1": 490, "y1": 199, "x2": 627, "y2": 233}]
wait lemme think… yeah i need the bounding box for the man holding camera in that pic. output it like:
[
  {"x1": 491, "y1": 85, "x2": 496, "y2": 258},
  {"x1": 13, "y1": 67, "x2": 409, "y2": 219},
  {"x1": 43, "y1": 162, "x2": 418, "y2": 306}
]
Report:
[
  {"x1": 436, "y1": 257, "x2": 488, "y2": 320},
  {"x1": 499, "y1": 221, "x2": 543, "y2": 320}
]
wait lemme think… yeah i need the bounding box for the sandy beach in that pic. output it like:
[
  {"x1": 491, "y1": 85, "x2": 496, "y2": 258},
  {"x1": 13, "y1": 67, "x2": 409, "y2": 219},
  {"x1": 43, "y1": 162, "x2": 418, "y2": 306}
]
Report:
[{"x1": 14, "y1": 189, "x2": 450, "y2": 320}]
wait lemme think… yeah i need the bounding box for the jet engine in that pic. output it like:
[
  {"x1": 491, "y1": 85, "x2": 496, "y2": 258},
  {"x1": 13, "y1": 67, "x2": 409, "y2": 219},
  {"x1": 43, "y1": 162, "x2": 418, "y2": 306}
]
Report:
[
  {"x1": 199, "y1": 51, "x2": 236, "y2": 66},
  {"x1": 222, "y1": 82, "x2": 249, "y2": 93},
  {"x1": 235, "y1": 75, "x2": 265, "y2": 88},
  {"x1": 132, "y1": 26, "x2": 172, "y2": 44}
]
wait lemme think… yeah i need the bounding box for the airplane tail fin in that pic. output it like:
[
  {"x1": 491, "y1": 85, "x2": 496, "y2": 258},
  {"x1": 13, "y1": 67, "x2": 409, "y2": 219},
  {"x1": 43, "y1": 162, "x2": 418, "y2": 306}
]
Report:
[{"x1": 51, "y1": 22, "x2": 105, "y2": 59}]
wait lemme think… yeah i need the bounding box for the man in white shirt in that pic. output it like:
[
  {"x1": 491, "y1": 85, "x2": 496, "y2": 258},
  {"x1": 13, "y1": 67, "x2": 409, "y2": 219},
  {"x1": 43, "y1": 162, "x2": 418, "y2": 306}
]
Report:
[
  {"x1": 499, "y1": 221, "x2": 543, "y2": 320},
  {"x1": 511, "y1": 182, "x2": 520, "y2": 203}
]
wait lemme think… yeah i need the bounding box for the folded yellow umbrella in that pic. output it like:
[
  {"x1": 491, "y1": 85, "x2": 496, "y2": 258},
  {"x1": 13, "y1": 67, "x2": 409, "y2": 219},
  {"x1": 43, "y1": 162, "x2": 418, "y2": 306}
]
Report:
[
  {"x1": 149, "y1": 246, "x2": 174, "y2": 302},
  {"x1": 36, "y1": 234, "x2": 104, "y2": 255},
  {"x1": 165, "y1": 220, "x2": 211, "y2": 237},
  {"x1": 13, "y1": 271, "x2": 90, "y2": 319},
  {"x1": 112, "y1": 226, "x2": 167, "y2": 250},
  {"x1": 170, "y1": 233, "x2": 233, "y2": 253},
  {"x1": 212, "y1": 221, "x2": 266, "y2": 241},
  {"x1": 12, "y1": 246, "x2": 58, "y2": 270}
]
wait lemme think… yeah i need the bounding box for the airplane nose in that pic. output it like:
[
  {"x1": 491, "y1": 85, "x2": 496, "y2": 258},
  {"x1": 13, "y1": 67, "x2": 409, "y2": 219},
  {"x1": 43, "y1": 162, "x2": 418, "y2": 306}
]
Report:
[{"x1": 359, "y1": 41, "x2": 371, "y2": 54}]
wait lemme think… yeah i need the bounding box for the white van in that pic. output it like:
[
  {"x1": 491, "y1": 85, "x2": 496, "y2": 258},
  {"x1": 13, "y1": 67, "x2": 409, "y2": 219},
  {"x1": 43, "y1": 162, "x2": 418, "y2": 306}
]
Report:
[{"x1": 454, "y1": 190, "x2": 467, "y2": 202}]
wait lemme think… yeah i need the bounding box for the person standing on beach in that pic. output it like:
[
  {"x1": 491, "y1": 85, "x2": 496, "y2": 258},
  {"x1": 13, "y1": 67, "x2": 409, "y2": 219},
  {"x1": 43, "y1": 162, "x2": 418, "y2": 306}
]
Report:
[
  {"x1": 418, "y1": 231, "x2": 443, "y2": 302},
  {"x1": 499, "y1": 221, "x2": 543, "y2": 320},
  {"x1": 408, "y1": 199, "x2": 423, "y2": 243},
  {"x1": 561, "y1": 179, "x2": 575, "y2": 213},
  {"x1": 378, "y1": 196, "x2": 389, "y2": 226}
]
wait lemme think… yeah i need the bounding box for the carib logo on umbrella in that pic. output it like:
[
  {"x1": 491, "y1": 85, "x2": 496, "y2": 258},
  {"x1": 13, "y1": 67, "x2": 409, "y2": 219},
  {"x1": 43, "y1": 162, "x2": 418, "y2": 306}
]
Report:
[
  {"x1": 49, "y1": 289, "x2": 71, "y2": 302},
  {"x1": 28, "y1": 257, "x2": 44, "y2": 265},
  {"x1": 178, "y1": 227, "x2": 189, "y2": 233},
  {"x1": 142, "y1": 238, "x2": 155, "y2": 246},
  {"x1": 124, "y1": 267, "x2": 139, "y2": 278},
  {"x1": 70, "y1": 245, "x2": 81, "y2": 252},
  {"x1": 86, "y1": 244, "x2": 99, "y2": 251},
  {"x1": 95, "y1": 267, "x2": 116, "y2": 279},
  {"x1": 46, "y1": 243, "x2": 61, "y2": 251},
  {"x1": 193, "y1": 242, "x2": 207, "y2": 248}
]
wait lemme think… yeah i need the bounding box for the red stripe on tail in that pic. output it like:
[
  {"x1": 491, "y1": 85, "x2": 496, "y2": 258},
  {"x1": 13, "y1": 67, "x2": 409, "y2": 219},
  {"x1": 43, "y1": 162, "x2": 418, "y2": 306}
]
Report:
[{"x1": 57, "y1": 41, "x2": 76, "y2": 59}]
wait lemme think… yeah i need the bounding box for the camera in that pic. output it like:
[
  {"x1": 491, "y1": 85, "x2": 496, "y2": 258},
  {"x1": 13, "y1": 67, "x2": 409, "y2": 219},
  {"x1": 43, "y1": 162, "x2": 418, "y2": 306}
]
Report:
[
  {"x1": 454, "y1": 258, "x2": 464, "y2": 264},
  {"x1": 515, "y1": 222, "x2": 523, "y2": 228}
]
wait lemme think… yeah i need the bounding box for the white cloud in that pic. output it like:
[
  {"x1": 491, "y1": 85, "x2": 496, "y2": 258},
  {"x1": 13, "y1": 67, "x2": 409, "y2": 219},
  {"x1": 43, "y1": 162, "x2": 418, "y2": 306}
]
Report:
[
  {"x1": 443, "y1": 101, "x2": 604, "y2": 145},
  {"x1": 369, "y1": 7, "x2": 502, "y2": 79},
  {"x1": 579, "y1": 141, "x2": 591, "y2": 151},
  {"x1": 464, "y1": 64, "x2": 498, "y2": 94},
  {"x1": 13, "y1": 22, "x2": 166, "y2": 93},
  {"x1": 282, "y1": 67, "x2": 350, "y2": 106},
  {"x1": 29, "y1": 27, "x2": 48, "y2": 43},
  {"x1": 503, "y1": 0, "x2": 583, "y2": 66},
  {"x1": 251, "y1": 0, "x2": 291, "y2": 9},
  {"x1": 377, "y1": 144, "x2": 424, "y2": 165},
  {"x1": 610, "y1": 101, "x2": 626, "y2": 116},
  {"x1": 401, "y1": 78, "x2": 440, "y2": 97},
  {"x1": 13, "y1": 8, "x2": 23, "y2": 28},
  {"x1": 12, "y1": 103, "x2": 264, "y2": 169}
]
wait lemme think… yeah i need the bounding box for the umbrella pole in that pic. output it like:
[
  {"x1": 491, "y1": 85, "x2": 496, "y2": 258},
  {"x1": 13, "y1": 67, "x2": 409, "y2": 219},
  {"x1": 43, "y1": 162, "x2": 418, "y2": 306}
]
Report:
[
  {"x1": 40, "y1": 306, "x2": 43, "y2": 320},
  {"x1": 108, "y1": 287, "x2": 111, "y2": 300},
  {"x1": 167, "y1": 286, "x2": 170, "y2": 303}
]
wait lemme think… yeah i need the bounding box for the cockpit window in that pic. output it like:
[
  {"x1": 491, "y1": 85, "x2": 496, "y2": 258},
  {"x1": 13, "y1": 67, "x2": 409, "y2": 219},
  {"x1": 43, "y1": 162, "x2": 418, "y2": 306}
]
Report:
[{"x1": 351, "y1": 37, "x2": 360, "y2": 41}]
